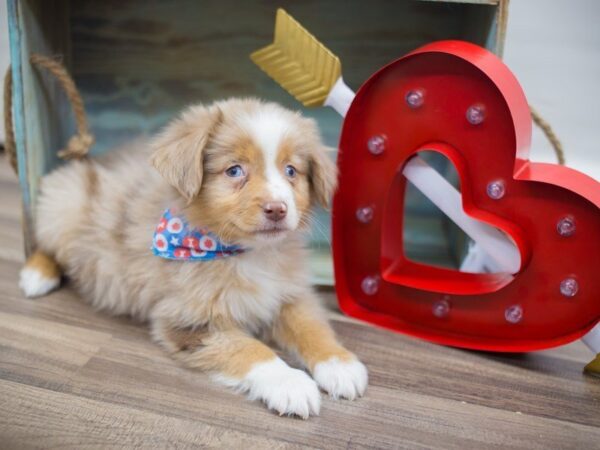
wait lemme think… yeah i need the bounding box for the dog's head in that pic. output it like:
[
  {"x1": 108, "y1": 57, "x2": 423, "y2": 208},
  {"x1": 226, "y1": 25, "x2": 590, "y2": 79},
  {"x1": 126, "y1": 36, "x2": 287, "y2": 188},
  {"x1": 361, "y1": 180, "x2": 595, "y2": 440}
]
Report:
[{"x1": 151, "y1": 99, "x2": 337, "y2": 247}]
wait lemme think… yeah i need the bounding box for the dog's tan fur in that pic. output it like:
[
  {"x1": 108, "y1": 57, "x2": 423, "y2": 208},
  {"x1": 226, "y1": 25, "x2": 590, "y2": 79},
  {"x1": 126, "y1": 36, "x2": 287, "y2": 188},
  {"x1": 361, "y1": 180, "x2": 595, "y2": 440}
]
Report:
[
  {"x1": 25, "y1": 98, "x2": 367, "y2": 417},
  {"x1": 23, "y1": 251, "x2": 61, "y2": 279},
  {"x1": 273, "y1": 298, "x2": 354, "y2": 371}
]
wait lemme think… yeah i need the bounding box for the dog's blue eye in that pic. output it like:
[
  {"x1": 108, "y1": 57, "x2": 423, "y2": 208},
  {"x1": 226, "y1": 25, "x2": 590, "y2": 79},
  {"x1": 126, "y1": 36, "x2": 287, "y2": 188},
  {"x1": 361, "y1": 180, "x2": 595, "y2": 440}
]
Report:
[
  {"x1": 225, "y1": 165, "x2": 244, "y2": 178},
  {"x1": 285, "y1": 165, "x2": 297, "y2": 178}
]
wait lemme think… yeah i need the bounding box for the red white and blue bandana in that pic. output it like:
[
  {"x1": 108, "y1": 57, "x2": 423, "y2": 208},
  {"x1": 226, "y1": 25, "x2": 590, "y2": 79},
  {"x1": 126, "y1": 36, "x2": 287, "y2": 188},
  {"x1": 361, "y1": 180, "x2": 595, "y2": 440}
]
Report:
[{"x1": 152, "y1": 208, "x2": 244, "y2": 261}]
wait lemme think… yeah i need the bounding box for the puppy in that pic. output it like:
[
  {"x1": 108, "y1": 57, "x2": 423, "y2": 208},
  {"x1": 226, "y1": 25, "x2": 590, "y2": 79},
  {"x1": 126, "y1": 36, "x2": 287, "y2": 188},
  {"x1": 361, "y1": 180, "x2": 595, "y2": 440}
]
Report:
[{"x1": 19, "y1": 98, "x2": 367, "y2": 418}]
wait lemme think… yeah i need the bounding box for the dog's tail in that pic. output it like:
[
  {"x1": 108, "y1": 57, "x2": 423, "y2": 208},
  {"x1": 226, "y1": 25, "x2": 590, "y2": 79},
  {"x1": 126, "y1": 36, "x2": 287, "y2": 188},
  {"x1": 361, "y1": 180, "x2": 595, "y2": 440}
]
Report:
[{"x1": 19, "y1": 251, "x2": 62, "y2": 298}]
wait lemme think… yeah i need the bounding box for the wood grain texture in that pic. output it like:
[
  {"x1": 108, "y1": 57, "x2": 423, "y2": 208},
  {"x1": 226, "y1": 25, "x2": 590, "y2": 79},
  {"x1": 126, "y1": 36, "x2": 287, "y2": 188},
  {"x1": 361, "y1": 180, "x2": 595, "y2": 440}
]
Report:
[
  {"x1": 69, "y1": 0, "x2": 500, "y2": 154},
  {"x1": 8, "y1": 0, "x2": 73, "y2": 255},
  {"x1": 0, "y1": 154, "x2": 599, "y2": 448}
]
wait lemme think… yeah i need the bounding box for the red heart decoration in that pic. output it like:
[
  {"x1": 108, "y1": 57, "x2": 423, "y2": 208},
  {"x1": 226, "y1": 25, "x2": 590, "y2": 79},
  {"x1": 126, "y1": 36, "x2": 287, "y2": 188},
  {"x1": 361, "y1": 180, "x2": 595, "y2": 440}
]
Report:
[{"x1": 333, "y1": 41, "x2": 600, "y2": 352}]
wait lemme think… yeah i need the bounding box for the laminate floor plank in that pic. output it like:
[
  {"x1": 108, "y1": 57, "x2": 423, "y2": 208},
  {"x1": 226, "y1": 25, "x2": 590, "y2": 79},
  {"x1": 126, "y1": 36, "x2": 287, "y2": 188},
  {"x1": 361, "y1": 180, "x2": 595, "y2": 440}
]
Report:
[
  {"x1": 0, "y1": 379, "x2": 312, "y2": 449},
  {"x1": 1, "y1": 153, "x2": 598, "y2": 449}
]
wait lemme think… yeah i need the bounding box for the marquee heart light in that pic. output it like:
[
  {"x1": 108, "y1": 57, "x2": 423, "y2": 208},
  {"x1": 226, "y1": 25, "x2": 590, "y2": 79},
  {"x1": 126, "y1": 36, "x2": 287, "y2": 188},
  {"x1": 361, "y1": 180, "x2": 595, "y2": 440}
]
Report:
[{"x1": 251, "y1": 9, "x2": 600, "y2": 372}]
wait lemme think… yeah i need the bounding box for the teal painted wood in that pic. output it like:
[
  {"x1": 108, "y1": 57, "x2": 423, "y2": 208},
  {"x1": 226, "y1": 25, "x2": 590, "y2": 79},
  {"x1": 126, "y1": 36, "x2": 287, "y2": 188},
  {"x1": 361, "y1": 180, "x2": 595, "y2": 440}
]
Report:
[
  {"x1": 68, "y1": 0, "x2": 502, "y2": 237},
  {"x1": 6, "y1": 0, "x2": 73, "y2": 254},
  {"x1": 7, "y1": 0, "x2": 32, "y2": 254},
  {"x1": 69, "y1": 0, "x2": 502, "y2": 155}
]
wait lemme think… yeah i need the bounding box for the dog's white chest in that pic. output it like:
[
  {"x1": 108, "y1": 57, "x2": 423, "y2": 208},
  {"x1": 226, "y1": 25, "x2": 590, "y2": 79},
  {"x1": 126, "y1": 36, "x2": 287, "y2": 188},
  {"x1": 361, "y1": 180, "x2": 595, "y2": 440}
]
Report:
[{"x1": 223, "y1": 254, "x2": 304, "y2": 331}]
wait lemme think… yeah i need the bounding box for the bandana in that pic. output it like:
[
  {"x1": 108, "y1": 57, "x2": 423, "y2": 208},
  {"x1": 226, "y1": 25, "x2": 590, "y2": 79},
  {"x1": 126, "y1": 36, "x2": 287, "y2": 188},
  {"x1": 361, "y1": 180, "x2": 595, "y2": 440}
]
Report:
[{"x1": 152, "y1": 208, "x2": 244, "y2": 261}]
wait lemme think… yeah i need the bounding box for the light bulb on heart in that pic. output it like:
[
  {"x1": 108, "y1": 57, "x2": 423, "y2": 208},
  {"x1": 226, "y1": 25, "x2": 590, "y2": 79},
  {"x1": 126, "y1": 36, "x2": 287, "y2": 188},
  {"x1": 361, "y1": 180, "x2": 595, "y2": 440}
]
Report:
[{"x1": 251, "y1": 9, "x2": 600, "y2": 373}]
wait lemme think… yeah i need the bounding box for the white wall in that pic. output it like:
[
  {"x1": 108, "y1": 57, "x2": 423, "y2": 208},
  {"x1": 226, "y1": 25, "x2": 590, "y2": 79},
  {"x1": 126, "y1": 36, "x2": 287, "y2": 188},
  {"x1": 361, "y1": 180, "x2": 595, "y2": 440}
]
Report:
[
  {"x1": 504, "y1": 0, "x2": 600, "y2": 181},
  {"x1": 0, "y1": 1, "x2": 598, "y2": 180}
]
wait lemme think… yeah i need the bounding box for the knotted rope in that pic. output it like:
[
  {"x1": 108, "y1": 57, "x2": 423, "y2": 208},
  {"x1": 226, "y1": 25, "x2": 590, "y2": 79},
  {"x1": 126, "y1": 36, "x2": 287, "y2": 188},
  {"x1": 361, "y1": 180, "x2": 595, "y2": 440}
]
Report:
[
  {"x1": 3, "y1": 66, "x2": 16, "y2": 171},
  {"x1": 530, "y1": 106, "x2": 565, "y2": 165},
  {"x1": 3, "y1": 53, "x2": 94, "y2": 174}
]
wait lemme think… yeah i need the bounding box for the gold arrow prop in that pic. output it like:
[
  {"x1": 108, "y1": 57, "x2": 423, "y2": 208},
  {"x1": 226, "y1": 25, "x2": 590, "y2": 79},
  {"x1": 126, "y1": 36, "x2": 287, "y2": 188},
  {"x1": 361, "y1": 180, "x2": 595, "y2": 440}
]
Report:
[
  {"x1": 585, "y1": 353, "x2": 600, "y2": 377},
  {"x1": 250, "y1": 9, "x2": 342, "y2": 107}
]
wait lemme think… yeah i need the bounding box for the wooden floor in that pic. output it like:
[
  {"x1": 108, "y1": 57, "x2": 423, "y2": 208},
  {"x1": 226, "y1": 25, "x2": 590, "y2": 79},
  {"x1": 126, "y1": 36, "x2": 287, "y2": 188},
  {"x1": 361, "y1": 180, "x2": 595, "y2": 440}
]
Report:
[{"x1": 0, "y1": 153, "x2": 599, "y2": 449}]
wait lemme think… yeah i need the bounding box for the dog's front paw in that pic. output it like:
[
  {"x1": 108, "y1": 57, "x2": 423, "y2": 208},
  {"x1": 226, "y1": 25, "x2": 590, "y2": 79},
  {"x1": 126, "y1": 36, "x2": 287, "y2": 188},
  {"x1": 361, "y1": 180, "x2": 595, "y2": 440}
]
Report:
[
  {"x1": 19, "y1": 267, "x2": 60, "y2": 298},
  {"x1": 243, "y1": 358, "x2": 321, "y2": 419},
  {"x1": 313, "y1": 357, "x2": 368, "y2": 400}
]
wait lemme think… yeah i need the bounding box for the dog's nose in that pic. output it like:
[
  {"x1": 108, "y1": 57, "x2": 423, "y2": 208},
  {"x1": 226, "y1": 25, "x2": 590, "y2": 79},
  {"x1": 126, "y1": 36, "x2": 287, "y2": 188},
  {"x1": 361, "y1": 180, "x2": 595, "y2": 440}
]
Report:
[{"x1": 263, "y1": 201, "x2": 287, "y2": 222}]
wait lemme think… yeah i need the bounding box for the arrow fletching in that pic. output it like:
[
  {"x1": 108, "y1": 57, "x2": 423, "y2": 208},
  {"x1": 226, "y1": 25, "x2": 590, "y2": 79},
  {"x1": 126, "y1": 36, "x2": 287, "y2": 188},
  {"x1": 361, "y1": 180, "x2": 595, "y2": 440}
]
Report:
[{"x1": 250, "y1": 8, "x2": 342, "y2": 107}]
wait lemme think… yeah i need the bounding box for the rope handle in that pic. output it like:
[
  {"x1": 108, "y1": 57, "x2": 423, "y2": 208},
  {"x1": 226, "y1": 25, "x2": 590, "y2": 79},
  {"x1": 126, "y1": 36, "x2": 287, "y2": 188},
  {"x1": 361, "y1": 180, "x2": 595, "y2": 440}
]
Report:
[
  {"x1": 530, "y1": 106, "x2": 565, "y2": 165},
  {"x1": 3, "y1": 53, "x2": 94, "y2": 174}
]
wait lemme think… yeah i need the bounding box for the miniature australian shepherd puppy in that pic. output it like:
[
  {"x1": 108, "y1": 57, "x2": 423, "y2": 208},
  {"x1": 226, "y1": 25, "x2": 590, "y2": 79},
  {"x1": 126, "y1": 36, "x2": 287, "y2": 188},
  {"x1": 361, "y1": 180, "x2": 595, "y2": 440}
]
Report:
[{"x1": 18, "y1": 98, "x2": 367, "y2": 418}]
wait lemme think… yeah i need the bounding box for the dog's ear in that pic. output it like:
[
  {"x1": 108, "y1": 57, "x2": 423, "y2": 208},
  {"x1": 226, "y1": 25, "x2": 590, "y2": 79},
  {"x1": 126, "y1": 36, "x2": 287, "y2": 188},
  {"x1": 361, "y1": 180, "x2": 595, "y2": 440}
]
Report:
[
  {"x1": 151, "y1": 105, "x2": 222, "y2": 201},
  {"x1": 309, "y1": 145, "x2": 338, "y2": 209}
]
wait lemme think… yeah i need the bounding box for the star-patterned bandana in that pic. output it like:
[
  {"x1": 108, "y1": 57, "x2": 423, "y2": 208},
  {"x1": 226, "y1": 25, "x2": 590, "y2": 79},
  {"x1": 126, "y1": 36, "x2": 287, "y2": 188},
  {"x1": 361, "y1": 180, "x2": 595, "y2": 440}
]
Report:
[{"x1": 152, "y1": 208, "x2": 244, "y2": 261}]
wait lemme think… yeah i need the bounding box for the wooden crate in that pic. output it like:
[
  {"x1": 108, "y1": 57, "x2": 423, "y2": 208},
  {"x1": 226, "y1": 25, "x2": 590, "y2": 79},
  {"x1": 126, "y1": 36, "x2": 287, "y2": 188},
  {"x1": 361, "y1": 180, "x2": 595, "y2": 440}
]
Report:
[{"x1": 7, "y1": 0, "x2": 509, "y2": 282}]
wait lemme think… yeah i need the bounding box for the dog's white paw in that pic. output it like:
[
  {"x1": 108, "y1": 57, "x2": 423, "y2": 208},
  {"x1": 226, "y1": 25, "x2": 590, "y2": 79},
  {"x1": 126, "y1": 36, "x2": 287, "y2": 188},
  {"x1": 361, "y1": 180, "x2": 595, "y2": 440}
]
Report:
[
  {"x1": 216, "y1": 357, "x2": 321, "y2": 419},
  {"x1": 19, "y1": 267, "x2": 60, "y2": 298},
  {"x1": 313, "y1": 357, "x2": 368, "y2": 400}
]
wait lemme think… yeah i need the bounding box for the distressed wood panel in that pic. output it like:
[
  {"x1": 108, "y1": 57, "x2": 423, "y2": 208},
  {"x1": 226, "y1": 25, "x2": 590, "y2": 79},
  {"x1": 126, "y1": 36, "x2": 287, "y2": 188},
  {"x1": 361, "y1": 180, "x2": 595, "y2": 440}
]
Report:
[
  {"x1": 8, "y1": 0, "x2": 72, "y2": 255},
  {"x1": 70, "y1": 0, "x2": 501, "y2": 153},
  {"x1": 9, "y1": 0, "x2": 506, "y2": 279}
]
